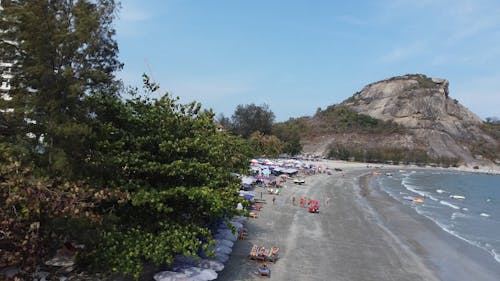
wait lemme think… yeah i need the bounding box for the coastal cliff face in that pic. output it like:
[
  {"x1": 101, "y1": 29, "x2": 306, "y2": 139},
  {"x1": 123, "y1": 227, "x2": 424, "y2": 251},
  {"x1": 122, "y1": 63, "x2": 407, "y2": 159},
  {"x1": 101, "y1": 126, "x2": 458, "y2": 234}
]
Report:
[{"x1": 300, "y1": 74, "x2": 499, "y2": 165}]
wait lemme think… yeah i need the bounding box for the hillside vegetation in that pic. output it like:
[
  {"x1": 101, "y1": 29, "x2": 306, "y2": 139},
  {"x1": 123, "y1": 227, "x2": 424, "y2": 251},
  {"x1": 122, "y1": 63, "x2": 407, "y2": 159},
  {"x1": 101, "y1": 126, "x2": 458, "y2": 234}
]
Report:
[{"x1": 275, "y1": 74, "x2": 499, "y2": 167}]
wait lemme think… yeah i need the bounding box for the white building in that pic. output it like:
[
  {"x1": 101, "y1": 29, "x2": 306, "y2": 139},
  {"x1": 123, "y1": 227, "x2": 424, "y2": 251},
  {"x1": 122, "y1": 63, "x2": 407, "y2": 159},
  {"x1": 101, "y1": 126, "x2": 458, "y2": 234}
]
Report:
[{"x1": 0, "y1": 0, "x2": 15, "y2": 111}]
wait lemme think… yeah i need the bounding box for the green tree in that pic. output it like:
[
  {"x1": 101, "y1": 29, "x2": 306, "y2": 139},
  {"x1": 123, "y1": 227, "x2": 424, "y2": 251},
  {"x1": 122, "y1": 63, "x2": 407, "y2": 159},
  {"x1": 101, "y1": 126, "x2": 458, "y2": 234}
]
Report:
[
  {"x1": 231, "y1": 103, "x2": 275, "y2": 138},
  {"x1": 81, "y1": 77, "x2": 253, "y2": 279},
  {"x1": 272, "y1": 120, "x2": 303, "y2": 155},
  {"x1": 249, "y1": 131, "x2": 284, "y2": 157},
  {"x1": 0, "y1": 144, "x2": 126, "y2": 274},
  {"x1": 0, "y1": 0, "x2": 122, "y2": 177}
]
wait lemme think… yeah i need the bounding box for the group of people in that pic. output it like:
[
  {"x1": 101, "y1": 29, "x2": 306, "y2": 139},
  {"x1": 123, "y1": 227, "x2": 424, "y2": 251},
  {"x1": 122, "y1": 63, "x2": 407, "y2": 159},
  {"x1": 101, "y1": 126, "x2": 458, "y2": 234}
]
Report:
[{"x1": 291, "y1": 195, "x2": 330, "y2": 207}]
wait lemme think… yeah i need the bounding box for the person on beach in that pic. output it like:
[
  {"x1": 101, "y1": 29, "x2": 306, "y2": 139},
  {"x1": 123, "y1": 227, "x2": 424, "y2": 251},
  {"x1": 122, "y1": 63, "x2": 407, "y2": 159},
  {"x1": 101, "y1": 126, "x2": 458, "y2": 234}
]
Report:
[
  {"x1": 326, "y1": 197, "x2": 330, "y2": 206},
  {"x1": 292, "y1": 195, "x2": 296, "y2": 205},
  {"x1": 272, "y1": 197, "x2": 276, "y2": 205}
]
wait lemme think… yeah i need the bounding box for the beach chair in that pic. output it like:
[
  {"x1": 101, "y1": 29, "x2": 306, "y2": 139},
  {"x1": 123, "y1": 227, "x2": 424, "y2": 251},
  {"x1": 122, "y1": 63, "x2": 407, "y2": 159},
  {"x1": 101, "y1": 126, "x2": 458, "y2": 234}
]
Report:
[
  {"x1": 256, "y1": 247, "x2": 268, "y2": 261},
  {"x1": 248, "y1": 245, "x2": 259, "y2": 260},
  {"x1": 267, "y1": 247, "x2": 280, "y2": 263}
]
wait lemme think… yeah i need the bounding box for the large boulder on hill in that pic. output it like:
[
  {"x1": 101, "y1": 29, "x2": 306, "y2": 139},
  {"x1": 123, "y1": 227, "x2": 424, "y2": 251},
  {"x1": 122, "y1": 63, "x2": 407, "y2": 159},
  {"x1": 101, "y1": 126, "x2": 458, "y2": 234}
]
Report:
[{"x1": 299, "y1": 74, "x2": 499, "y2": 165}]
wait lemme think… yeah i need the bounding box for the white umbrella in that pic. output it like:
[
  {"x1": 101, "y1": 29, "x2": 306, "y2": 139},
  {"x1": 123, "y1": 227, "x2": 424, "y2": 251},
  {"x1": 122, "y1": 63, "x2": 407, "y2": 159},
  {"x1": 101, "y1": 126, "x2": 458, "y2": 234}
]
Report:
[
  {"x1": 232, "y1": 215, "x2": 248, "y2": 224},
  {"x1": 194, "y1": 259, "x2": 224, "y2": 272},
  {"x1": 181, "y1": 267, "x2": 218, "y2": 281},
  {"x1": 217, "y1": 228, "x2": 234, "y2": 235},
  {"x1": 154, "y1": 271, "x2": 191, "y2": 281},
  {"x1": 215, "y1": 239, "x2": 234, "y2": 248}
]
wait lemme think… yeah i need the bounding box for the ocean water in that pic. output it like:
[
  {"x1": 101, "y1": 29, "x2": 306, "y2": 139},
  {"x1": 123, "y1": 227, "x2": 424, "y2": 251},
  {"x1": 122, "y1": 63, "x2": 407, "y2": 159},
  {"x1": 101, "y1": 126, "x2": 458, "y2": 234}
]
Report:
[{"x1": 375, "y1": 170, "x2": 500, "y2": 264}]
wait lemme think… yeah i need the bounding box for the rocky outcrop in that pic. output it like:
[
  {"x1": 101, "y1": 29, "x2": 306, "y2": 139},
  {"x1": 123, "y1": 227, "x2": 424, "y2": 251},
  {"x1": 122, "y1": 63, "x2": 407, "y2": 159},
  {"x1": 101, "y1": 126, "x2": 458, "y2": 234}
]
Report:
[{"x1": 302, "y1": 74, "x2": 499, "y2": 165}]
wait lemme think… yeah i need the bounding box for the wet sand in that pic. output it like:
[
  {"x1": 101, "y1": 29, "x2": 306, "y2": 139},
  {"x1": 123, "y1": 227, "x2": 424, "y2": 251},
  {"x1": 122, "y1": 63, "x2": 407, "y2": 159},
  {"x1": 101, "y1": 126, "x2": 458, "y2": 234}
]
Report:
[{"x1": 216, "y1": 166, "x2": 500, "y2": 281}]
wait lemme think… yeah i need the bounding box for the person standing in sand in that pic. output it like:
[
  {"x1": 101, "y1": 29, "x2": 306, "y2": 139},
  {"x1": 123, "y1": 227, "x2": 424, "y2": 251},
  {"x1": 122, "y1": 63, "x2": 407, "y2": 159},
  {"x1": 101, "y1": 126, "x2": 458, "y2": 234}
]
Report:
[
  {"x1": 272, "y1": 196, "x2": 276, "y2": 205},
  {"x1": 326, "y1": 197, "x2": 330, "y2": 206},
  {"x1": 292, "y1": 195, "x2": 296, "y2": 205}
]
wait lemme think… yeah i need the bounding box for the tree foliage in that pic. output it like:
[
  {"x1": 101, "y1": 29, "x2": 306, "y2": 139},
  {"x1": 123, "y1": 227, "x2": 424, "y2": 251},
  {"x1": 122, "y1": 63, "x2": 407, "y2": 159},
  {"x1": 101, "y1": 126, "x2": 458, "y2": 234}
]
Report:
[
  {"x1": 231, "y1": 103, "x2": 275, "y2": 138},
  {"x1": 78, "y1": 77, "x2": 253, "y2": 279},
  {"x1": 272, "y1": 120, "x2": 303, "y2": 155},
  {"x1": 249, "y1": 131, "x2": 284, "y2": 158},
  {"x1": 1, "y1": 1, "x2": 255, "y2": 279},
  {"x1": 0, "y1": 0, "x2": 122, "y2": 178},
  {"x1": 0, "y1": 145, "x2": 126, "y2": 272}
]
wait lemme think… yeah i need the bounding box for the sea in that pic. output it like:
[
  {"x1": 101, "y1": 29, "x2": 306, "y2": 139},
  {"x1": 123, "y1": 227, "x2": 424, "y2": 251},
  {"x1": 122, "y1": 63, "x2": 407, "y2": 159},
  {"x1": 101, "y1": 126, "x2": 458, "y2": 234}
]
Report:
[{"x1": 374, "y1": 170, "x2": 500, "y2": 264}]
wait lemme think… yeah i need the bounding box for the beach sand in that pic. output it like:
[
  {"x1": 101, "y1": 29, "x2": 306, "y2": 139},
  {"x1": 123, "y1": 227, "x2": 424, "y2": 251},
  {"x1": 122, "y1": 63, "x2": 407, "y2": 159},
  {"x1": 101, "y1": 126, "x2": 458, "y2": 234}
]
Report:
[{"x1": 216, "y1": 162, "x2": 500, "y2": 281}]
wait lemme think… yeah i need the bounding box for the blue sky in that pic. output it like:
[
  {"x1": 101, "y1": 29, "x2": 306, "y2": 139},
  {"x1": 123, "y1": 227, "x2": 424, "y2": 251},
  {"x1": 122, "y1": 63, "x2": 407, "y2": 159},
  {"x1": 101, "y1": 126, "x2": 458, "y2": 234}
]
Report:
[{"x1": 115, "y1": 0, "x2": 500, "y2": 121}]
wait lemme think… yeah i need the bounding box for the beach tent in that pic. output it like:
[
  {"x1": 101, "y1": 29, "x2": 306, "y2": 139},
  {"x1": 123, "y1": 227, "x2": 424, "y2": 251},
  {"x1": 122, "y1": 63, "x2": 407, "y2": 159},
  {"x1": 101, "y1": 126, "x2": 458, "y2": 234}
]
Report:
[
  {"x1": 282, "y1": 168, "x2": 298, "y2": 175},
  {"x1": 239, "y1": 190, "x2": 256, "y2": 201}
]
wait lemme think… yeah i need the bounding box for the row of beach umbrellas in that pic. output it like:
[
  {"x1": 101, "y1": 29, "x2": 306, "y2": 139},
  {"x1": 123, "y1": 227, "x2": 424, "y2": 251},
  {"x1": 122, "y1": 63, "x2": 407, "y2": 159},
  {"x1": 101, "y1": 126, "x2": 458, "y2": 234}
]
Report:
[{"x1": 154, "y1": 216, "x2": 248, "y2": 281}]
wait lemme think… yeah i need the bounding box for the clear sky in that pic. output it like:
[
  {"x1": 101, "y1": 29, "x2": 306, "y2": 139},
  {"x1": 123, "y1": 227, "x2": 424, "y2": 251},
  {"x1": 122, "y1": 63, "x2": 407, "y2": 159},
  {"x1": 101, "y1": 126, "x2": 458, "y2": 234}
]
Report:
[{"x1": 115, "y1": 0, "x2": 500, "y2": 122}]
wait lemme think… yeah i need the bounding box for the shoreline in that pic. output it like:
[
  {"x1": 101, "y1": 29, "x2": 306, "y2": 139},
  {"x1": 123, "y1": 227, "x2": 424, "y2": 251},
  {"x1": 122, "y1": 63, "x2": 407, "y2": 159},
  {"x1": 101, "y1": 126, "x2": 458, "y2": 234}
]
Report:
[
  {"x1": 216, "y1": 162, "x2": 500, "y2": 281},
  {"x1": 217, "y1": 168, "x2": 436, "y2": 280},
  {"x1": 359, "y1": 173, "x2": 500, "y2": 281}
]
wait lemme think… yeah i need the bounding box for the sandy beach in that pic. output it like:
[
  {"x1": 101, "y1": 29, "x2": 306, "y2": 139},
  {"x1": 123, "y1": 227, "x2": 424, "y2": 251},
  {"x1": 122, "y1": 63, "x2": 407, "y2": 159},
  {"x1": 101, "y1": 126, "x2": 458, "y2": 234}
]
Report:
[{"x1": 216, "y1": 161, "x2": 500, "y2": 281}]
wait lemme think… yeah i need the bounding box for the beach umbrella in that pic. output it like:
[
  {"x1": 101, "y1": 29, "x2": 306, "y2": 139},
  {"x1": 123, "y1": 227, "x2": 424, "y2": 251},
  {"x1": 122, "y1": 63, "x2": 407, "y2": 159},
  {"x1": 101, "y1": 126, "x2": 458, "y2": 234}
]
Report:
[
  {"x1": 232, "y1": 216, "x2": 248, "y2": 224},
  {"x1": 230, "y1": 221, "x2": 243, "y2": 229},
  {"x1": 215, "y1": 239, "x2": 234, "y2": 248},
  {"x1": 154, "y1": 271, "x2": 191, "y2": 281},
  {"x1": 194, "y1": 259, "x2": 224, "y2": 272},
  {"x1": 181, "y1": 267, "x2": 218, "y2": 281},
  {"x1": 217, "y1": 230, "x2": 237, "y2": 241},
  {"x1": 214, "y1": 232, "x2": 237, "y2": 242},
  {"x1": 209, "y1": 244, "x2": 232, "y2": 255}
]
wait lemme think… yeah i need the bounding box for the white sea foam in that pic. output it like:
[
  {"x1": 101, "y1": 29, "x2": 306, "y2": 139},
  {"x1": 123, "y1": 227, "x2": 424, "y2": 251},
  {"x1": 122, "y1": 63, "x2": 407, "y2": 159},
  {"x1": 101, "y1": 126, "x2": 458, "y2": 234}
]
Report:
[
  {"x1": 493, "y1": 249, "x2": 500, "y2": 263},
  {"x1": 436, "y1": 189, "x2": 445, "y2": 194},
  {"x1": 433, "y1": 219, "x2": 500, "y2": 265},
  {"x1": 480, "y1": 213, "x2": 490, "y2": 217},
  {"x1": 451, "y1": 212, "x2": 468, "y2": 220},
  {"x1": 440, "y1": 200, "x2": 460, "y2": 210},
  {"x1": 402, "y1": 181, "x2": 428, "y2": 198},
  {"x1": 462, "y1": 208, "x2": 469, "y2": 211}
]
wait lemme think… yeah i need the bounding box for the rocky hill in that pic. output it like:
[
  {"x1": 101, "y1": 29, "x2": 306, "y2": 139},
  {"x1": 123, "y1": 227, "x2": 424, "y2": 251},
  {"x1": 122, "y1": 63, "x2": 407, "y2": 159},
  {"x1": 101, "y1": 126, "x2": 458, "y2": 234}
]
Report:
[{"x1": 296, "y1": 74, "x2": 499, "y2": 166}]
